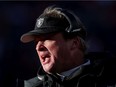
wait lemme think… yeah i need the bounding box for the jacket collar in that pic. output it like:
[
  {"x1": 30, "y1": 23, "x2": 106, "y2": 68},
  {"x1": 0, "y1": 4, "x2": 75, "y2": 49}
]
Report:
[{"x1": 37, "y1": 58, "x2": 104, "y2": 82}]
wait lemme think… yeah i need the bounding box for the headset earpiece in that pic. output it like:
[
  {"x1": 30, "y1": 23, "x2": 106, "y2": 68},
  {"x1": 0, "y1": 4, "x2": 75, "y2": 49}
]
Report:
[
  {"x1": 60, "y1": 9, "x2": 87, "y2": 39},
  {"x1": 61, "y1": 10, "x2": 82, "y2": 33}
]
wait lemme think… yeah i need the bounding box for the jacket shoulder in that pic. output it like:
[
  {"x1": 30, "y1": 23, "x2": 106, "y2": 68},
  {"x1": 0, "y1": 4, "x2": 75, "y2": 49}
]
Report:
[{"x1": 24, "y1": 76, "x2": 43, "y2": 87}]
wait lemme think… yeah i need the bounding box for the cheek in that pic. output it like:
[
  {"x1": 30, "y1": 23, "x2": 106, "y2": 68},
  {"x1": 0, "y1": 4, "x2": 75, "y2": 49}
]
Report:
[
  {"x1": 50, "y1": 42, "x2": 69, "y2": 60},
  {"x1": 45, "y1": 41, "x2": 60, "y2": 59},
  {"x1": 48, "y1": 42, "x2": 59, "y2": 58}
]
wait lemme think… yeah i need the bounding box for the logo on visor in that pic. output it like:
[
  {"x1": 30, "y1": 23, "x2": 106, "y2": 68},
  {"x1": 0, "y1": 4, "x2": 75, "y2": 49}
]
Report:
[{"x1": 36, "y1": 18, "x2": 44, "y2": 28}]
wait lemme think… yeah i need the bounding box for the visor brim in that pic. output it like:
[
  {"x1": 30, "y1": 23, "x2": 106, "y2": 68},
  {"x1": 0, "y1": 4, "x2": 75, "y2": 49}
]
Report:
[{"x1": 20, "y1": 27, "x2": 62, "y2": 43}]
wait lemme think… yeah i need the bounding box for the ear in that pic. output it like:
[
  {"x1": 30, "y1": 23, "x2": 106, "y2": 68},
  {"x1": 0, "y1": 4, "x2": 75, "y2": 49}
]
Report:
[{"x1": 70, "y1": 36, "x2": 80, "y2": 50}]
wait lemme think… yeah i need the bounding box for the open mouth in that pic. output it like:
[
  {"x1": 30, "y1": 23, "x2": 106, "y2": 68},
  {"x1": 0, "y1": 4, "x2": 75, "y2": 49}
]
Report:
[
  {"x1": 37, "y1": 45, "x2": 51, "y2": 65},
  {"x1": 41, "y1": 54, "x2": 51, "y2": 65}
]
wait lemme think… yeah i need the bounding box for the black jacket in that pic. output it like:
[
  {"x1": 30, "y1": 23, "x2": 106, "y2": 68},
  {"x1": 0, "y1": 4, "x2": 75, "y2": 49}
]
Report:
[{"x1": 24, "y1": 53, "x2": 116, "y2": 87}]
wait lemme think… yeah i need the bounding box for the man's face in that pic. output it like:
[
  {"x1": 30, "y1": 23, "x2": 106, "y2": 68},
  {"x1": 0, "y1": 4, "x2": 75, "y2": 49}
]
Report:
[{"x1": 35, "y1": 33, "x2": 73, "y2": 74}]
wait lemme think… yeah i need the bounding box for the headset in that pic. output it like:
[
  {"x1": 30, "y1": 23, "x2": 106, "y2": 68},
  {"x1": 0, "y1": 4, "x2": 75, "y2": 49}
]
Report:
[{"x1": 60, "y1": 9, "x2": 87, "y2": 39}]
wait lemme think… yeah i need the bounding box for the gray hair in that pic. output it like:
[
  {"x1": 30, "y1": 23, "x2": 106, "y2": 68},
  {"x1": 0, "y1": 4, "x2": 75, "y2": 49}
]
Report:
[
  {"x1": 78, "y1": 36, "x2": 87, "y2": 53},
  {"x1": 42, "y1": 6, "x2": 64, "y2": 18}
]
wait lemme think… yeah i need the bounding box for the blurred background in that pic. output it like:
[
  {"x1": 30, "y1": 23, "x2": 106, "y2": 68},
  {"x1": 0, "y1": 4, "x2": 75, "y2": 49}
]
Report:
[{"x1": 0, "y1": 1, "x2": 116, "y2": 87}]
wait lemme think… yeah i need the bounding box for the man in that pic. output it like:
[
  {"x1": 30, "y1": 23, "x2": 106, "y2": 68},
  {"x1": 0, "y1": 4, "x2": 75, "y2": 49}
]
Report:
[{"x1": 20, "y1": 6, "x2": 116, "y2": 87}]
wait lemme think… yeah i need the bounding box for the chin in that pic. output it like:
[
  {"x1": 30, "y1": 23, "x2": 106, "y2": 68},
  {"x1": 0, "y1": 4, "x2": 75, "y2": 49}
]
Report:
[
  {"x1": 43, "y1": 66, "x2": 52, "y2": 73},
  {"x1": 43, "y1": 66, "x2": 57, "y2": 74}
]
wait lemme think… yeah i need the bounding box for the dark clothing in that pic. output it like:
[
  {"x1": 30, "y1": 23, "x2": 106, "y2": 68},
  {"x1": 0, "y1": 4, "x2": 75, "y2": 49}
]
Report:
[{"x1": 25, "y1": 53, "x2": 116, "y2": 87}]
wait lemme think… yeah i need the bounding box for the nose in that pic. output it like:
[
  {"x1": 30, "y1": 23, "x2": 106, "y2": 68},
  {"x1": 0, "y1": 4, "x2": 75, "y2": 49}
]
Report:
[{"x1": 36, "y1": 41, "x2": 47, "y2": 51}]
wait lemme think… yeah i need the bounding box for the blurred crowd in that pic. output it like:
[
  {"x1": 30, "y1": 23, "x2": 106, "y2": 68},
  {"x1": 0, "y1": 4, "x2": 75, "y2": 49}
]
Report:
[{"x1": 0, "y1": 1, "x2": 116, "y2": 87}]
